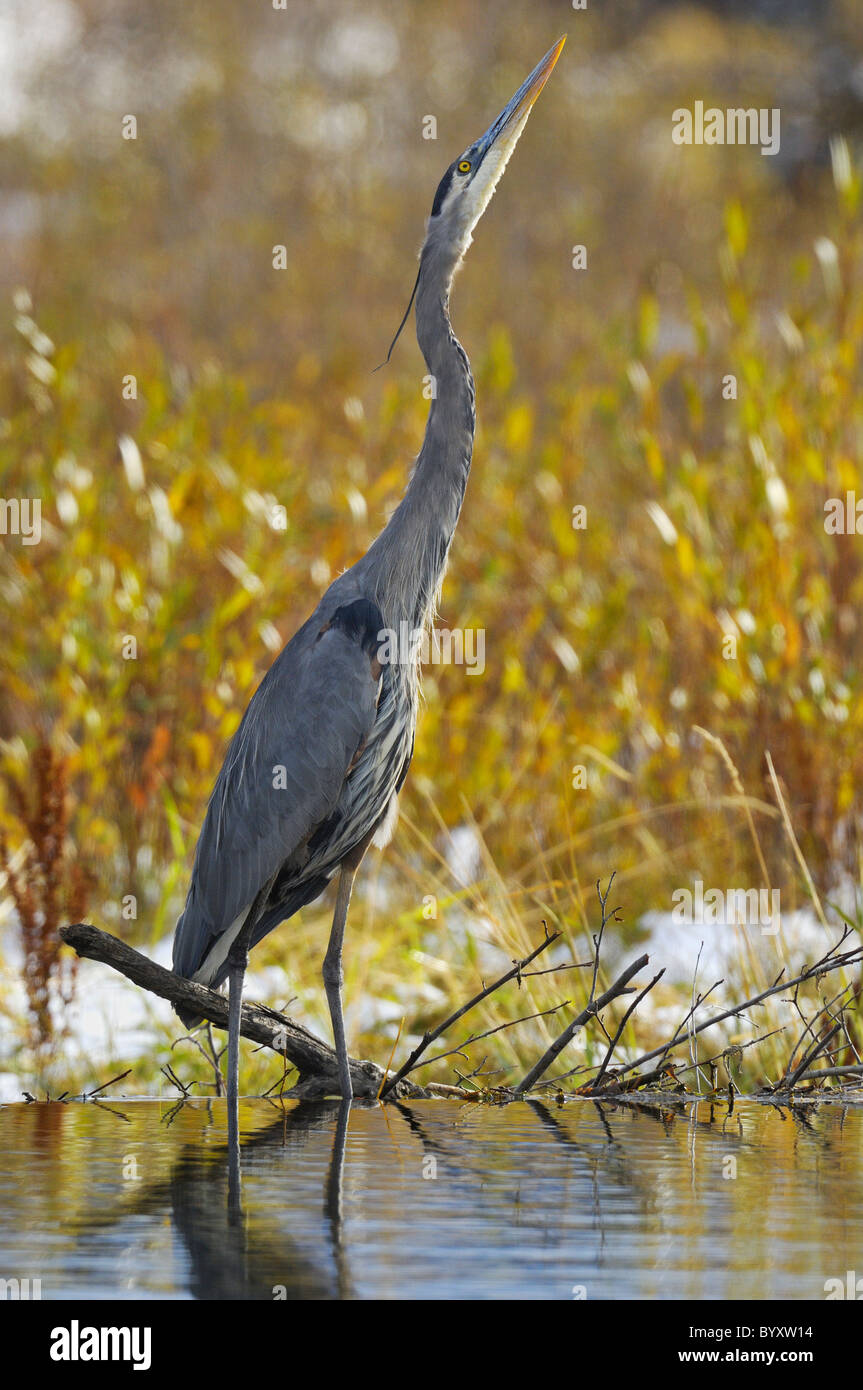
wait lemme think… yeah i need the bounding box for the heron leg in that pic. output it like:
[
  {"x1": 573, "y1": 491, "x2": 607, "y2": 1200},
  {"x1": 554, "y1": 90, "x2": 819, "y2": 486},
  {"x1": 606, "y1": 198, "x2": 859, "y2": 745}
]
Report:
[
  {"x1": 226, "y1": 939, "x2": 247, "y2": 1154},
  {"x1": 225, "y1": 877, "x2": 274, "y2": 1151},
  {"x1": 323, "y1": 863, "x2": 357, "y2": 1100}
]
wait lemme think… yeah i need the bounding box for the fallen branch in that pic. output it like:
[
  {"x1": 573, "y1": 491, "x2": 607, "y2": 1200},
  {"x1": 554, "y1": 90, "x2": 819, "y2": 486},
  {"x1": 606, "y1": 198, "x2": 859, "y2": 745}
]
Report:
[
  {"x1": 84, "y1": 1068, "x2": 131, "y2": 1100},
  {"x1": 796, "y1": 1064, "x2": 863, "y2": 1083},
  {"x1": 515, "y1": 953, "x2": 648, "y2": 1093},
  {"x1": 514, "y1": 876, "x2": 642, "y2": 1094},
  {"x1": 594, "y1": 941, "x2": 863, "y2": 1089},
  {"x1": 59, "y1": 922, "x2": 428, "y2": 1100},
  {"x1": 587, "y1": 968, "x2": 664, "y2": 1092},
  {"x1": 783, "y1": 980, "x2": 853, "y2": 1080},
  {"x1": 778, "y1": 1021, "x2": 843, "y2": 1091},
  {"x1": 59, "y1": 894, "x2": 862, "y2": 1107},
  {"x1": 652, "y1": 976, "x2": 725, "y2": 1076},
  {"x1": 379, "y1": 924, "x2": 563, "y2": 1098},
  {"x1": 417, "y1": 1000, "x2": 572, "y2": 1072}
]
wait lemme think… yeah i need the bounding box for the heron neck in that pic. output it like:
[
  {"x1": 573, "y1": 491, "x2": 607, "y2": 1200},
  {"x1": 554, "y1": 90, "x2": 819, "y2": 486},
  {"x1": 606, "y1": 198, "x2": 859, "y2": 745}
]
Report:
[{"x1": 362, "y1": 242, "x2": 476, "y2": 637}]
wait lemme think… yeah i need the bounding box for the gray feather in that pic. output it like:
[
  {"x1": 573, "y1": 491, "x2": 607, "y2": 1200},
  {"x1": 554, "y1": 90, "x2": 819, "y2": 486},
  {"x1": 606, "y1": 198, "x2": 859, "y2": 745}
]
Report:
[{"x1": 172, "y1": 601, "x2": 382, "y2": 983}]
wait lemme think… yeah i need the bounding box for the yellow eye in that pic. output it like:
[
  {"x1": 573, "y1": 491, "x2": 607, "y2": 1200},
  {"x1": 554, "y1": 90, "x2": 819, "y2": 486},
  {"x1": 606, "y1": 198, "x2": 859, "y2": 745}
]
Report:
[{"x1": 458, "y1": 160, "x2": 471, "y2": 174}]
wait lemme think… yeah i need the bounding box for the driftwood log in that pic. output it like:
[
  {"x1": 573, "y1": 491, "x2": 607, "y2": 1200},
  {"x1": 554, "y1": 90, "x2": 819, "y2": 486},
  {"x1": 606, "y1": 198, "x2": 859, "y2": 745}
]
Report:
[
  {"x1": 59, "y1": 922, "x2": 430, "y2": 1100},
  {"x1": 61, "y1": 894, "x2": 862, "y2": 1104}
]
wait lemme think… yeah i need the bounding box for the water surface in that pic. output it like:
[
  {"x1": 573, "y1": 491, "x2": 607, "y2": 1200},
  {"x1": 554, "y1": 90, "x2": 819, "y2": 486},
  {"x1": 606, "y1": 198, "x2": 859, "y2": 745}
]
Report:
[{"x1": 1, "y1": 1097, "x2": 861, "y2": 1299}]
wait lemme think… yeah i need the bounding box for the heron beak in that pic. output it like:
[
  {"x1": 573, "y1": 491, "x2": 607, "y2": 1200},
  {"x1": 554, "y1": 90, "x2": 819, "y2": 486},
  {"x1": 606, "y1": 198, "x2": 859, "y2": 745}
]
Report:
[{"x1": 473, "y1": 36, "x2": 566, "y2": 170}]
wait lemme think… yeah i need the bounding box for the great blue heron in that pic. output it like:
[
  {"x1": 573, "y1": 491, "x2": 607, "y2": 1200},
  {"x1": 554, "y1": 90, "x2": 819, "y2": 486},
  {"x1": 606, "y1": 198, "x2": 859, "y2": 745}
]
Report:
[{"x1": 172, "y1": 37, "x2": 566, "y2": 1110}]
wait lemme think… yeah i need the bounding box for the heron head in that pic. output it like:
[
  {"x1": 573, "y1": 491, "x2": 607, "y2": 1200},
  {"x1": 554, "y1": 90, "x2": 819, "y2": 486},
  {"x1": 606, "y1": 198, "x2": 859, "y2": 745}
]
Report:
[
  {"x1": 377, "y1": 38, "x2": 565, "y2": 369},
  {"x1": 427, "y1": 37, "x2": 565, "y2": 253}
]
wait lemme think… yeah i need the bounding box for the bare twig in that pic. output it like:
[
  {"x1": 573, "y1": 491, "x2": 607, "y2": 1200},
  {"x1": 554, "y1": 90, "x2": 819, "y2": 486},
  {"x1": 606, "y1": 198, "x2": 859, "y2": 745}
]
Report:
[
  {"x1": 379, "y1": 926, "x2": 562, "y2": 1098},
  {"x1": 607, "y1": 940, "x2": 862, "y2": 1085},
  {"x1": 260, "y1": 1063, "x2": 298, "y2": 1098},
  {"x1": 522, "y1": 960, "x2": 593, "y2": 979},
  {"x1": 416, "y1": 1000, "x2": 571, "y2": 1071},
  {"x1": 651, "y1": 977, "x2": 725, "y2": 1078},
  {"x1": 589, "y1": 873, "x2": 620, "y2": 1005},
  {"x1": 515, "y1": 953, "x2": 648, "y2": 1094},
  {"x1": 84, "y1": 1069, "x2": 131, "y2": 1100},
  {"x1": 781, "y1": 1021, "x2": 844, "y2": 1091},
  {"x1": 161, "y1": 1064, "x2": 191, "y2": 1097},
  {"x1": 587, "y1": 969, "x2": 664, "y2": 1092},
  {"x1": 171, "y1": 1029, "x2": 226, "y2": 1094},
  {"x1": 784, "y1": 983, "x2": 853, "y2": 1077}
]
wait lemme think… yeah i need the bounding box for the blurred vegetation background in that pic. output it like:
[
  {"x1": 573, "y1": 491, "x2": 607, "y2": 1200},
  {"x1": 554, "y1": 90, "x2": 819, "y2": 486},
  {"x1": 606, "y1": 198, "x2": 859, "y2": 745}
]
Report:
[{"x1": 1, "y1": 0, "x2": 862, "y2": 1094}]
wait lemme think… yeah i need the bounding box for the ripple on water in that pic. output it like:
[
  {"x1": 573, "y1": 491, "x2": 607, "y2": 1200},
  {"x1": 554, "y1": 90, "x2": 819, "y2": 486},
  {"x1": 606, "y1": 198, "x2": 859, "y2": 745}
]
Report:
[{"x1": 0, "y1": 1097, "x2": 860, "y2": 1299}]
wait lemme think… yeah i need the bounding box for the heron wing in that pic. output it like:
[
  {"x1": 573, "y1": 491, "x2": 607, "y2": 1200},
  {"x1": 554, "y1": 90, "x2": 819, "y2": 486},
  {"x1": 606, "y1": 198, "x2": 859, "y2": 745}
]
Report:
[{"x1": 172, "y1": 599, "x2": 383, "y2": 981}]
